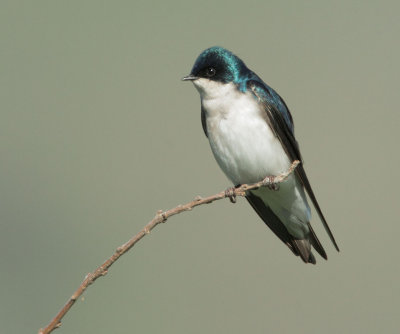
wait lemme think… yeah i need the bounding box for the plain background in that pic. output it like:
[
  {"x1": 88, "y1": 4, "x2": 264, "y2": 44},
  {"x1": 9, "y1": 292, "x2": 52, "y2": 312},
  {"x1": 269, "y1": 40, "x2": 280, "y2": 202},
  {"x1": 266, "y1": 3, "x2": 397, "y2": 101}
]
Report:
[{"x1": 1, "y1": 1, "x2": 399, "y2": 333}]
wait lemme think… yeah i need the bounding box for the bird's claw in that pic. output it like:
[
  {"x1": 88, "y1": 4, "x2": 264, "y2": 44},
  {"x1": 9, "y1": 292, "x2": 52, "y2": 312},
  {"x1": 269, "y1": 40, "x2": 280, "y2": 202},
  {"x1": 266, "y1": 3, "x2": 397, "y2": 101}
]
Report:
[
  {"x1": 225, "y1": 187, "x2": 237, "y2": 203},
  {"x1": 262, "y1": 176, "x2": 280, "y2": 191}
]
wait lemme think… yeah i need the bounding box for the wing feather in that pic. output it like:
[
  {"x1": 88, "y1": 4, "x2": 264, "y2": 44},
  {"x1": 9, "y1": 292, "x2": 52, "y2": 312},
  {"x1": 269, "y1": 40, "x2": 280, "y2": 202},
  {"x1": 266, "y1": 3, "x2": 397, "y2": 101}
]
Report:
[{"x1": 247, "y1": 79, "x2": 339, "y2": 252}]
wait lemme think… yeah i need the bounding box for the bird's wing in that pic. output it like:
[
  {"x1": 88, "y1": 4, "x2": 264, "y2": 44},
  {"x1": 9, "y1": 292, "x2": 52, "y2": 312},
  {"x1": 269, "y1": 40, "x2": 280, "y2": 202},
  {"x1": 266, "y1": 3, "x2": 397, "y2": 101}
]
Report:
[
  {"x1": 246, "y1": 79, "x2": 339, "y2": 252},
  {"x1": 246, "y1": 191, "x2": 319, "y2": 263},
  {"x1": 201, "y1": 104, "x2": 208, "y2": 137}
]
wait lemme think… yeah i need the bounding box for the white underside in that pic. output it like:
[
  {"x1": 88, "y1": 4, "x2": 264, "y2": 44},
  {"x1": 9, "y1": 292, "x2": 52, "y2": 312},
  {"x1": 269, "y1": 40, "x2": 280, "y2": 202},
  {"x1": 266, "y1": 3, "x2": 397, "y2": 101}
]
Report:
[{"x1": 194, "y1": 79, "x2": 311, "y2": 238}]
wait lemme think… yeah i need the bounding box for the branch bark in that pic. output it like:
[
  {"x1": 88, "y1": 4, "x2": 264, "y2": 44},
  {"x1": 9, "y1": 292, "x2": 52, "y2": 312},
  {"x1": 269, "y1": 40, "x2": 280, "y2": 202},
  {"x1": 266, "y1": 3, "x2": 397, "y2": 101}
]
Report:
[{"x1": 38, "y1": 160, "x2": 300, "y2": 334}]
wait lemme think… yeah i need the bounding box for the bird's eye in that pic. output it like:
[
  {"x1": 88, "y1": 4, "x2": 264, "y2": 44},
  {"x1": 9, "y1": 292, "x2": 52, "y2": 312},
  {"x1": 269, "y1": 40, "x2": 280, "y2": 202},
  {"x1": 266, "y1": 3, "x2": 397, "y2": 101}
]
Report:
[{"x1": 206, "y1": 67, "x2": 216, "y2": 77}]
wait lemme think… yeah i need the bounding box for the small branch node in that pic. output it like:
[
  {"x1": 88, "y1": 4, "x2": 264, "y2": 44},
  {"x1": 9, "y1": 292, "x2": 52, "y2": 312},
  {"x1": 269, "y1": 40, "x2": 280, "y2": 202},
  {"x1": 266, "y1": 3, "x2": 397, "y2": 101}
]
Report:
[
  {"x1": 236, "y1": 190, "x2": 246, "y2": 197},
  {"x1": 156, "y1": 209, "x2": 167, "y2": 222},
  {"x1": 194, "y1": 195, "x2": 203, "y2": 201}
]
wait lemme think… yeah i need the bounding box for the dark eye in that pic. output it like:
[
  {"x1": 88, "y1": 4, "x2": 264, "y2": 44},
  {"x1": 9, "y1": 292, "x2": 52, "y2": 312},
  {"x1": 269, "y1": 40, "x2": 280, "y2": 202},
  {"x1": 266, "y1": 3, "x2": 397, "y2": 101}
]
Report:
[{"x1": 206, "y1": 67, "x2": 216, "y2": 77}]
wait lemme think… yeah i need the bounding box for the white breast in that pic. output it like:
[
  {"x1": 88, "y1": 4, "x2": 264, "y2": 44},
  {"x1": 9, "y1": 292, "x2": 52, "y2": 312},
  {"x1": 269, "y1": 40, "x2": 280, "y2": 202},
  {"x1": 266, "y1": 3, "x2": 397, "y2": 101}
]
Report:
[
  {"x1": 194, "y1": 79, "x2": 311, "y2": 236},
  {"x1": 200, "y1": 81, "x2": 291, "y2": 185}
]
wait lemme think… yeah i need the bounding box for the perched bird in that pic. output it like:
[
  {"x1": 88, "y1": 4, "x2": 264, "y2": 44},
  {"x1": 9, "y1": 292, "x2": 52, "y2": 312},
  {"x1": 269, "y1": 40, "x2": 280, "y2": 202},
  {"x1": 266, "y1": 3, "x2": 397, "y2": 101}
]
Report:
[{"x1": 183, "y1": 46, "x2": 339, "y2": 264}]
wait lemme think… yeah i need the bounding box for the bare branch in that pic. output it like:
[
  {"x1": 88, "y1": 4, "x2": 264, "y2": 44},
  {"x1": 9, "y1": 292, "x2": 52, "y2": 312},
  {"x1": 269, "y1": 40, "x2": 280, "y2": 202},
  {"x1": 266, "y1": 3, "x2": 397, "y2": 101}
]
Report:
[{"x1": 38, "y1": 160, "x2": 300, "y2": 334}]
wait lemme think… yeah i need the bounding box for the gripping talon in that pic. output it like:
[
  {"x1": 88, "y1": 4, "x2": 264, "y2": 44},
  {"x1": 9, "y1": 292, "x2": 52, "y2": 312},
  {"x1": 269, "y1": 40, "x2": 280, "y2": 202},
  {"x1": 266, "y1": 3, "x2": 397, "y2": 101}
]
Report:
[
  {"x1": 262, "y1": 176, "x2": 280, "y2": 191},
  {"x1": 225, "y1": 187, "x2": 237, "y2": 203},
  {"x1": 269, "y1": 183, "x2": 280, "y2": 191}
]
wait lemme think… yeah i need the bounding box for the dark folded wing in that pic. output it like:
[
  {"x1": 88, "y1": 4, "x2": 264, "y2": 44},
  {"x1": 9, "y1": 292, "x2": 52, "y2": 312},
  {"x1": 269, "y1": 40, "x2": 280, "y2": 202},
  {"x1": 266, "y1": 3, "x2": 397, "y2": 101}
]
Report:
[
  {"x1": 246, "y1": 192, "x2": 296, "y2": 252},
  {"x1": 201, "y1": 104, "x2": 208, "y2": 137},
  {"x1": 247, "y1": 79, "x2": 339, "y2": 251}
]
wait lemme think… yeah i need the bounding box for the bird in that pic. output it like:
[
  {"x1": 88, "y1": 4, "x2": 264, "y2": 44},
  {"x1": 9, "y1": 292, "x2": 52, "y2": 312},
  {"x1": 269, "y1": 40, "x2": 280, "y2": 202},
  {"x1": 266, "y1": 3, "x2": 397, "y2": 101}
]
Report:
[{"x1": 182, "y1": 46, "x2": 339, "y2": 264}]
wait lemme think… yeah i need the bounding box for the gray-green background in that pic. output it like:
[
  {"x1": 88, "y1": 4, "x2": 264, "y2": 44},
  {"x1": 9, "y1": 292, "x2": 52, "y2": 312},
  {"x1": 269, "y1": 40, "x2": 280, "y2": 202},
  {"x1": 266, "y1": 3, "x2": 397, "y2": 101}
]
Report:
[{"x1": 1, "y1": 1, "x2": 399, "y2": 333}]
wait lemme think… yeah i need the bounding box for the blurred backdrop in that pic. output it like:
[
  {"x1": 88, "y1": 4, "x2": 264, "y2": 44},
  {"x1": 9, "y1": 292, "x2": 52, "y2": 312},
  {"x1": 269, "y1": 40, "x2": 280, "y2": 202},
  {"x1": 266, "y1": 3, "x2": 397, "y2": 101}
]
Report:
[{"x1": 1, "y1": 1, "x2": 399, "y2": 333}]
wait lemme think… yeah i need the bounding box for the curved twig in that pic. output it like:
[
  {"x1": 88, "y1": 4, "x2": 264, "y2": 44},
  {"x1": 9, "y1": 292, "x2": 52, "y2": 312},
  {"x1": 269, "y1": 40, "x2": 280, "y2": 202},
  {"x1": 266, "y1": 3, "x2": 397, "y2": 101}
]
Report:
[{"x1": 38, "y1": 160, "x2": 300, "y2": 334}]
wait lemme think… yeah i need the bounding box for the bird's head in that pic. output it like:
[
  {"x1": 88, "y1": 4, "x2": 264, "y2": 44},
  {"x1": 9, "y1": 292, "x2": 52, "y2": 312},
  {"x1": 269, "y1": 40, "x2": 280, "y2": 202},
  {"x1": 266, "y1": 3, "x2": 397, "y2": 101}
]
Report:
[{"x1": 182, "y1": 46, "x2": 249, "y2": 97}]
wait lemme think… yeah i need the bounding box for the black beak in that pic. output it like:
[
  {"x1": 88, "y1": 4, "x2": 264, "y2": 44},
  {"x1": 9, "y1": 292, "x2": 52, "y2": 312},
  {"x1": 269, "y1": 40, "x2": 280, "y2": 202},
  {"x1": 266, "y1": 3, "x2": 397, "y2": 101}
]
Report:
[{"x1": 181, "y1": 74, "x2": 198, "y2": 81}]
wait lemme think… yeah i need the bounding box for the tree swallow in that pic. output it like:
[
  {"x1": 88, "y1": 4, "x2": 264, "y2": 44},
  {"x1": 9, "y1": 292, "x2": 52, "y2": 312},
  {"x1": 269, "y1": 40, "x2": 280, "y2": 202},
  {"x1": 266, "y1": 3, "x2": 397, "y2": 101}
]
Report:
[{"x1": 183, "y1": 46, "x2": 339, "y2": 264}]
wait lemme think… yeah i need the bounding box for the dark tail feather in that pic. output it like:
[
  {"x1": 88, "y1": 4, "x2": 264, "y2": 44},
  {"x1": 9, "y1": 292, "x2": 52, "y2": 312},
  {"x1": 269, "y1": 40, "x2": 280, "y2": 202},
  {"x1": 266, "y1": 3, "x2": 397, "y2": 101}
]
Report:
[
  {"x1": 295, "y1": 164, "x2": 340, "y2": 252},
  {"x1": 291, "y1": 223, "x2": 329, "y2": 264},
  {"x1": 307, "y1": 222, "x2": 328, "y2": 260},
  {"x1": 292, "y1": 239, "x2": 316, "y2": 264},
  {"x1": 246, "y1": 192, "x2": 323, "y2": 264},
  {"x1": 308, "y1": 252, "x2": 316, "y2": 265}
]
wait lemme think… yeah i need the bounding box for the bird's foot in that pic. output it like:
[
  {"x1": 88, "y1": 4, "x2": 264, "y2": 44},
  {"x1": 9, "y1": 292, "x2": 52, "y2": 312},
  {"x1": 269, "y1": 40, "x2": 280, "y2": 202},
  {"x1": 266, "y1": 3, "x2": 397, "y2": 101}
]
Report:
[
  {"x1": 262, "y1": 176, "x2": 280, "y2": 191},
  {"x1": 225, "y1": 186, "x2": 237, "y2": 203}
]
